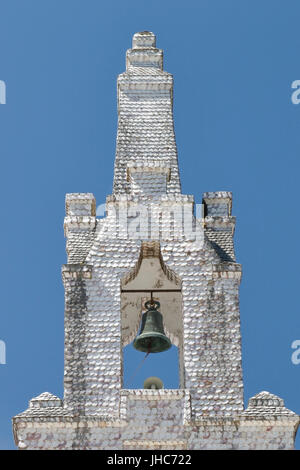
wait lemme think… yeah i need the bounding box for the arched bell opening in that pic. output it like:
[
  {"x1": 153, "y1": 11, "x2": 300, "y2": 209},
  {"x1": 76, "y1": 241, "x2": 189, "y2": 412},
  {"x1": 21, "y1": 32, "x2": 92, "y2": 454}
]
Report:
[{"x1": 120, "y1": 241, "x2": 183, "y2": 389}]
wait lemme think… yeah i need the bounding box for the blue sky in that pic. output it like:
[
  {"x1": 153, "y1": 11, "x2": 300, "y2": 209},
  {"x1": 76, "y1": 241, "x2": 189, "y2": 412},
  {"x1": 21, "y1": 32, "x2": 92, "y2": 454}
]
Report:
[{"x1": 0, "y1": 0, "x2": 299, "y2": 450}]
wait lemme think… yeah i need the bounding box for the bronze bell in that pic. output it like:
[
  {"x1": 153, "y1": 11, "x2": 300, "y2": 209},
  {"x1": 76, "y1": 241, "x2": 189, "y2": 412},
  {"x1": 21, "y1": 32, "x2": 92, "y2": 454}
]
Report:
[{"x1": 133, "y1": 300, "x2": 171, "y2": 353}]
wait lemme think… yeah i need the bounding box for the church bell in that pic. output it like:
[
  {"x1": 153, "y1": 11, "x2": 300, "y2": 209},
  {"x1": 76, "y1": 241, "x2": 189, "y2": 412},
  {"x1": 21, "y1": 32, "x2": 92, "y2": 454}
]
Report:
[{"x1": 133, "y1": 300, "x2": 171, "y2": 353}]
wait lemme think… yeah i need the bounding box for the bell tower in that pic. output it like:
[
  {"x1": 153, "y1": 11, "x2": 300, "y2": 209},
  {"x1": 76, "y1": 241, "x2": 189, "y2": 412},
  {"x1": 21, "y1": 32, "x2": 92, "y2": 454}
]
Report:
[{"x1": 13, "y1": 32, "x2": 299, "y2": 450}]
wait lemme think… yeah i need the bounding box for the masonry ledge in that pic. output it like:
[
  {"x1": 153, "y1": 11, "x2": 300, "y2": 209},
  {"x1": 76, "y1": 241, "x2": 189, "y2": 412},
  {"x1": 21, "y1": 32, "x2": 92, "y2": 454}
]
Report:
[
  {"x1": 62, "y1": 264, "x2": 92, "y2": 280},
  {"x1": 121, "y1": 389, "x2": 187, "y2": 400},
  {"x1": 205, "y1": 216, "x2": 236, "y2": 226},
  {"x1": 13, "y1": 416, "x2": 127, "y2": 427},
  {"x1": 106, "y1": 194, "x2": 194, "y2": 204},
  {"x1": 118, "y1": 74, "x2": 172, "y2": 84},
  {"x1": 127, "y1": 164, "x2": 171, "y2": 182}
]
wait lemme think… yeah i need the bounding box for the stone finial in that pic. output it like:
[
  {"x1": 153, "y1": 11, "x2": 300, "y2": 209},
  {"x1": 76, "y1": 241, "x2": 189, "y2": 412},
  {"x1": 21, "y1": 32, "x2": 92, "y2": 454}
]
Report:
[
  {"x1": 247, "y1": 391, "x2": 284, "y2": 408},
  {"x1": 202, "y1": 191, "x2": 233, "y2": 217},
  {"x1": 64, "y1": 193, "x2": 96, "y2": 237},
  {"x1": 65, "y1": 193, "x2": 96, "y2": 217},
  {"x1": 29, "y1": 392, "x2": 63, "y2": 409},
  {"x1": 132, "y1": 31, "x2": 156, "y2": 49},
  {"x1": 243, "y1": 390, "x2": 298, "y2": 417},
  {"x1": 126, "y1": 31, "x2": 163, "y2": 71}
]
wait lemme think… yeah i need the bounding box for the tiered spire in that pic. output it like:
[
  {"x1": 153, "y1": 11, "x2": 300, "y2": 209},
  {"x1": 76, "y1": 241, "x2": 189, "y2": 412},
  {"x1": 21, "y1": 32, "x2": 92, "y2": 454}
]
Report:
[{"x1": 113, "y1": 32, "x2": 181, "y2": 197}]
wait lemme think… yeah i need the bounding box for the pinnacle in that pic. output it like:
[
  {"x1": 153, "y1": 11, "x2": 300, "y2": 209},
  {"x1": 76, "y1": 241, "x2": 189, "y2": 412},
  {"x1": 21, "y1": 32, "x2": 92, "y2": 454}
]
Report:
[{"x1": 132, "y1": 31, "x2": 156, "y2": 49}]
